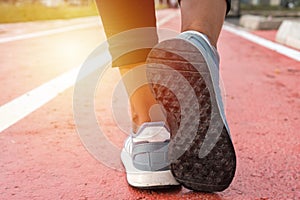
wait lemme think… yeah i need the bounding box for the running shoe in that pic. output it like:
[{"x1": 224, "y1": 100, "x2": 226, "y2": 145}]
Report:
[
  {"x1": 146, "y1": 31, "x2": 236, "y2": 192},
  {"x1": 121, "y1": 121, "x2": 180, "y2": 189}
]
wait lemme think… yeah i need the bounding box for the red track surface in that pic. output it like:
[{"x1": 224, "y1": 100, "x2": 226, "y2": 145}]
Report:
[{"x1": 0, "y1": 9, "x2": 299, "y2": 199}]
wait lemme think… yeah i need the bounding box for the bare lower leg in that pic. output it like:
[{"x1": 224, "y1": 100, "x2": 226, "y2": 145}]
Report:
[
  {"x1": 180, "y1": 0, "x2": 227, "y2": 47},
  {"x1": 120, "y1": 66, "x2": 161, "y2": 132},
  {"x1": 129, "y1": 85, "x2": 158, "y2": 131}
]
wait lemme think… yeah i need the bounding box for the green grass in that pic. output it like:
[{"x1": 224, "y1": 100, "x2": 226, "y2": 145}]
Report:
[{"x1": 0, "y1": 3, "x2": 98, "y2": 23}]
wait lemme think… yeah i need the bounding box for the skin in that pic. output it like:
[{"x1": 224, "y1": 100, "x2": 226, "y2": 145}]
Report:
[
  {"x1": 180, "y1": 0, "x2": 227, "y2": 47},
  {"x1": 101, "y1": 0, "x2": 228, "y2": 131}
]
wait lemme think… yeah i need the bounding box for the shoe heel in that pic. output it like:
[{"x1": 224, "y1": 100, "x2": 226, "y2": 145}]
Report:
[{"x1": 146, "y1": 38, "x2": 236, "y2": 192}]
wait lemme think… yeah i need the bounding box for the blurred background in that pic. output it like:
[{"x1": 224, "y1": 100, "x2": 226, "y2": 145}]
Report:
[
  {"x1": 0, "y1": 0, "x2": 97, "y2": 23},
  {"x1": 0, "y1": 0, "x2": 299, "y2": 23}
]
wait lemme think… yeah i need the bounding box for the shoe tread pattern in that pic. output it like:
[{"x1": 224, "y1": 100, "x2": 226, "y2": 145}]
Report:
[{"x1": 146, "y1": 39, "x2": 236, "y2": 192}]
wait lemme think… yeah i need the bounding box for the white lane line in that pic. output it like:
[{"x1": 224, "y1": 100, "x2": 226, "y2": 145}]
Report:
[
  {"x1": 0, "y1": 10, "x2": 179, "y2": 44},
  {"x1": 223, "y1": 23, "x2": 300, "y2": 62},
  {"x1": 0, "y1": 12, "x2": 179, "y2": 133},
  {"x1": 0, "y1": 22, "x2": 100, "y2": 44},
  {"x1": 0, "y1": 67, "x2": 80, "y2": 132}
]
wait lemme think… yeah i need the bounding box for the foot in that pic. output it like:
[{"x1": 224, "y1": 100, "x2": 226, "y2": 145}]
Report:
[
  {"x1": 146, "y1": 31, "x2": 236, "y2": 192},
  {"x1": 121, "y1": 122, "x2": 180, "y2": 189}
]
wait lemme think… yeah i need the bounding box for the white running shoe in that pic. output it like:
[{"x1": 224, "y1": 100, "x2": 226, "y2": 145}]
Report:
[{"x1": 121, "y1": 121, "x2": 180, "y2": 189}]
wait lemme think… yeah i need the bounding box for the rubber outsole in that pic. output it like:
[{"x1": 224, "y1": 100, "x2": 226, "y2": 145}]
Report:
[{"x1": 146, "y1": 38, "x2": 236, "y2": 192}]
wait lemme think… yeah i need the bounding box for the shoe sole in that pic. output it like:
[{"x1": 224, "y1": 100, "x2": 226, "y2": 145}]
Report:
[
  {"x1": 121, "y1": 149, "x2": 180, "y2": 189},
  {"x1": 146, "y1": 38, "x2": 236, "y2": 192}
]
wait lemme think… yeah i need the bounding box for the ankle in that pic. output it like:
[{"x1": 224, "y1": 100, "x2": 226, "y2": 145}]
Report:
[
  {"x1": 131, "y1": 105, "x2": 167, "y2": 133},
  {"x1": 182, "y1": 26, "x2": 217, "y2": 47}
]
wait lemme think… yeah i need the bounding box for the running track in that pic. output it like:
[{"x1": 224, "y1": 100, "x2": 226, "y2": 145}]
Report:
[{"x1": 0, "y1": 9, "x2": 299, "y2": 200}]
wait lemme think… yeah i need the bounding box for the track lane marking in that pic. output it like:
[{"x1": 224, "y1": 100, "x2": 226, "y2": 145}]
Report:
[
  {"x1": 0, "y1": 10, "x2": 179, "y2": 44},
  {"x1": 0, "y1": 22, "x2": 100, "y2": 44},
  {"x1": 0, "y1": 12, "x2": 179, "y2": 133},
  {"x1": 223, "y1": 23, "x2": 300, "y2": 62},
  {"x1": 3, "y1": 12, "x2": 298, "y2": 133}
]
